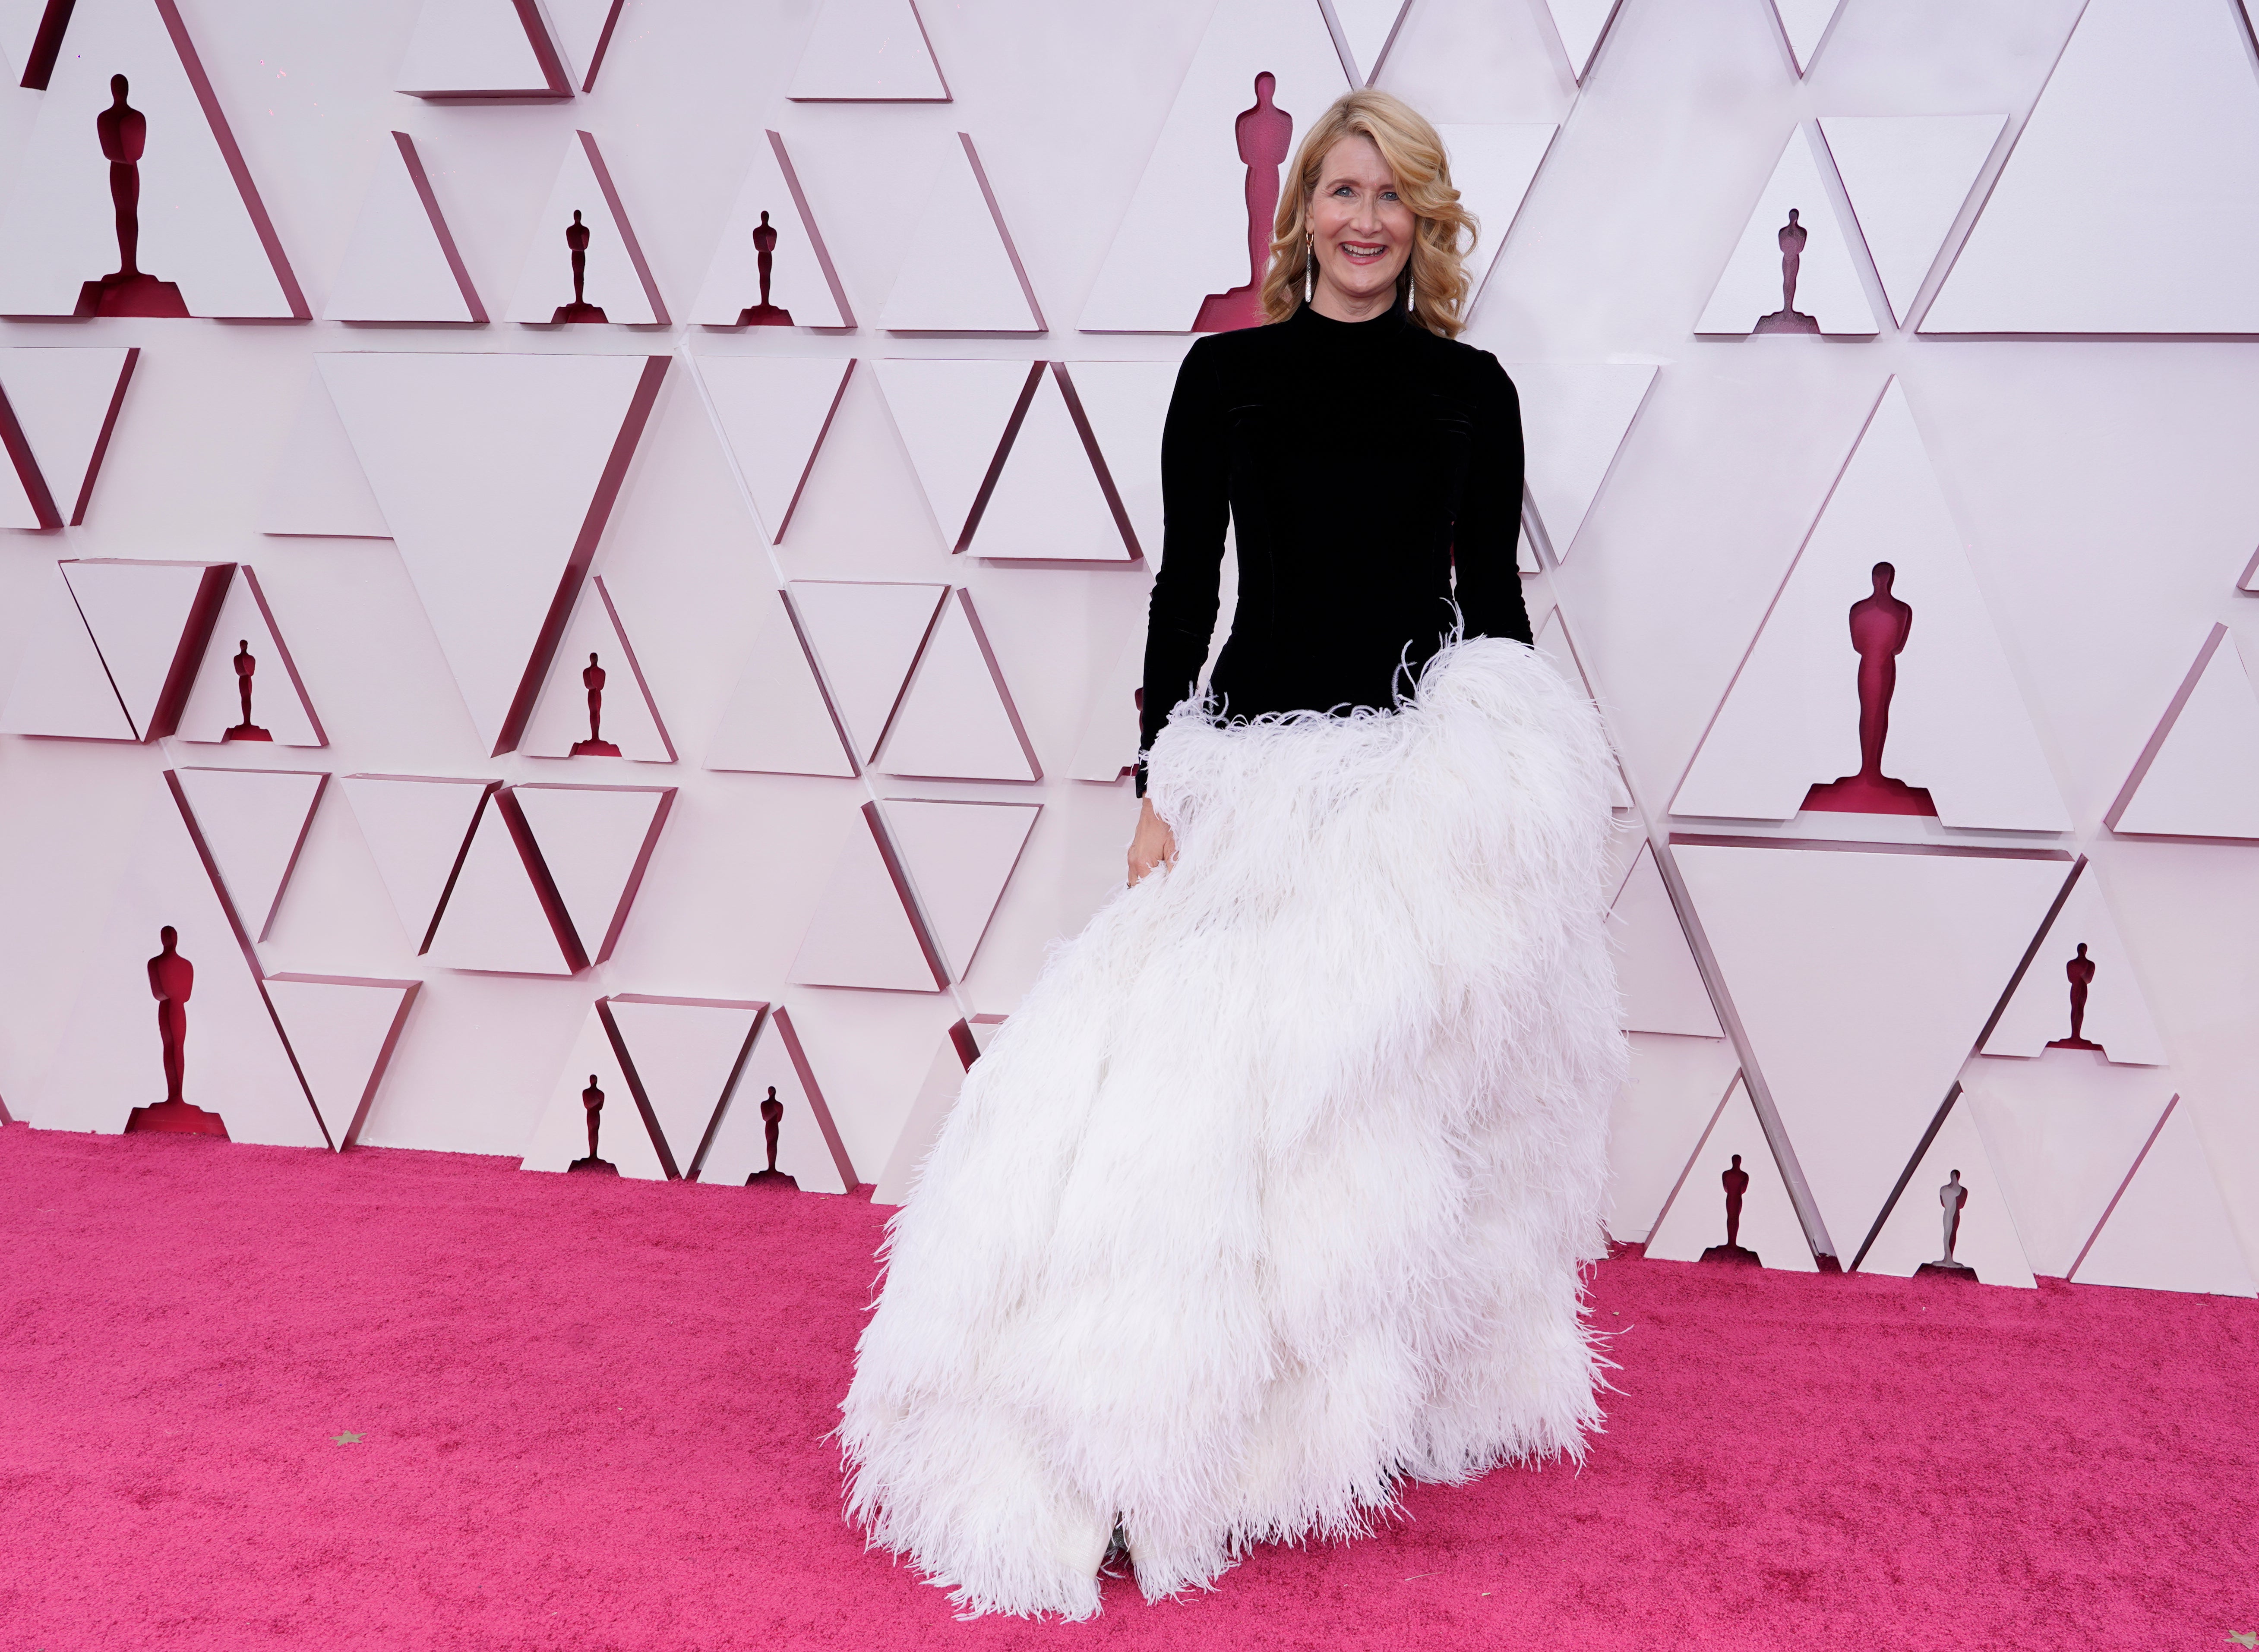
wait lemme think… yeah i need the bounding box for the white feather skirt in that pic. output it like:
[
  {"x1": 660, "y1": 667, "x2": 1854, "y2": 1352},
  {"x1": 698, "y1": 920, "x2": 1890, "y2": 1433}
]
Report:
[{"x1": 838, "y1": 636, "x2": 1628, "y2": 1619}]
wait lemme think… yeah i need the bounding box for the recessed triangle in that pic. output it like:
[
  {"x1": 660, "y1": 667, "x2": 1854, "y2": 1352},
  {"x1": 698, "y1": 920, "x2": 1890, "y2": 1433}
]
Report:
[
  {"x1": 873, "y1": 1020, "x2": 983, "y2": 1206},
  {"x1": 323, "y1": 132, "x2": 484, "y2": 323},
  {"x1": 1767, "y1": 0, "x2": 1845, "y2": 74},
  {"x1": 62, "y1": 558, "x2": 231, "y2": 741},
  {"x1": 395, "y1": 0, "x2": 569, "y2": 99},
  {"x1": 508, "y1": 782, "x2": 674, "y2": 967},
  {"x1": 1671, "y1": 380, "x2": 2069, "y2": 830},
  {"x1": 705, "y1": 589, "x2": 858, "y2": 779},
  {"x1": 546, "y1": 0, "x2": 625, "y2": 91},
  {"x1": 1324, "y1": 0, "x2": 1410, "y2": 83},
  {"x1": 1542, "y1": 0, "x2": 1622, "y2": 81},
  {"x1": 263, "y1": 974, "x2": 420, "y2": 1150},
  {"x1": 171, "y1": 766, "x2": 328, "y2": 943},
  {"x1": 789, "y1": 802, "x2": 946, "y2": 992},
  {"x1": 1981, "y1": 860, "x2": 2167, "y2": 1065},
  {"x1": 1507, "y1": 363, "x2": 1656, "y2": 562},
  {"x1": 1857, "y1": 1097, "x2": 2035, "y2": 1286},
  {"x1": 787, "y1": 0, "x2": 948, "y2": 101},
  {"x1": 882, "y1": 798, "x2": 1040, "y2": 980},
  {"x1": 1675, "y1": 839, "x2": 2072, "y2": 1249},
  {"x1": 0, "y1": 561, "x2": 136, "y2": 740},
  {"x1": 873, "y1": 358, "x2": 1039, "y2": 550},
  {"x1": 1695, "y1": 126, "x2": 1877, "y2": 337},
  {"x1": 0, "y1": 346, "x2": 137, "y2": 526},
  {"x1": 693, "y1": 353, "x2": 855, "y2": 544},
  {"x1": 1606, "y1": 1037, "x2": 1743, "y2": 1242},
  {"x1": 260, "y1": 368, "x2": 392, "y2": 539},
  {"x1": 877, "y1": 589, "x2": 1040, "y2": 782},
  {"x1": 34, "y1": 776, "x2": 326, "y2": 1147},
  {"x1": 788, "y1": 580, "x2": 948, "y2": 762},
  {"x1": 506, "y1": 130, "x2": 666, "y2": 325},
  {"x1": 967, "y1": 364, "x2": 1133, "y2": 561},
  {"x1": 1643, "y1": 1075, "x2": 1817, "y2": 1271},
  {"x1": 2105, "y1": 624, "x2": 2259, "y2": 841},
  {"x1": 2069, "y1": 1095, "x2": 2257, "y2": 1297},
  {"x1": 335, "y1": 773, "x2": 496, "y2": 952},
  {"x1": 317, "y1": 350, "x2": 668, "y2": 757},
  {"x1": 521, "y1": 1005, "x2": 670, "y2": 1179},
  {"x1": 0, "y1": 0, "x2": 305, "y2": 317},
  {"x1": 1817, "y1": 115, "x2": 2004, "y2": 328},
  {"x1": 1079, "y1": 0, "x2": 1347, "y2": 332},
  {"x1": 1923, "y1": 0, "x2": 2259, "y2": 334},
  {"x1": 521, "y1": 577, "x2": 675, "y2": 763},
  {"x1": 688, "y1": 132, "x2": 853, "y2": 329},
  {"x1": 598, "y1": 994, "x2": 766, "y2": 1179},
  {"x1": 175, "y1": 567, "x2": 325, "y2": 747},
  {"x1": 695, "y1": 1008, "x2": 858, "y2": 1192},
  {"x1": 878, "y1": 133, "x2": 1043, "y2": 332},
  {"x1": 1608, "y1": 844, "x2": 1721, "y2": 1037},
  {"x1": 1060, "y1": 361, "x2": 1176, "y2": 559},
  {"x1": 423, "y1": 795, "x2": 574, "y2": 974}
]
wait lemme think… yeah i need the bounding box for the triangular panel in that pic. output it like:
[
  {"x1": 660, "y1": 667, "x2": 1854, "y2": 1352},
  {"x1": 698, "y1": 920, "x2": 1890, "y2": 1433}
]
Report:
[
  {"x1": 1608, "y1": 843, "x2": 1722, "y2": 1037},
  {"x1": 0, "y1": 0, "x2": 305, "y2": 317},
  {"x1": 878, "y1": 134, "x2": 1042, "y2": 332},
  {"x1": 423, "y1": 797, "x2": 574, "y2": 974},
  {"x1": 788, "y1": 580, "x2": 948, "y2": 762},
  {"x1": 318, "y1": 350, "x2": 668, "y2": 756},
  {"x1": 599, "y1": 995, "x2": 766, "y2": 1178},
  {"x1": 1530, "y1": 606, "x2": 1631, "y2": 808},
  {"x1": 2106, "y1": 625, "x2": 2259, "y2": 841},
  {"x1": 1672, "y1": 380, "x2": 2069, "y2": 831},
  {"x1": 520, "y1": 577, "x2": 675, "y2": 763},
  {"x1": 0, "y1": 561, "x2": 136, "y2": 740},
  {"x1": 705, "y1": 589, "x2": 859, "y2": 778},
  {"x1": 1067, "y1": 625, "x2": 1145, "y2": 783},
  {"x1": 688, "y1": 132, "x2": 853, "y2": 329},
  {"x1": 0, "y1": 345, "x2": 137, "y2": 526},
  {"x1": 1923, "y1": 0, "x2": 2259, "y2": 334},
  {"x1": 63, "y1": 558, "x2": 231, "y2": 740},
  {"x1": 1079, "y1": 0, "x2": 1347, "y2": 331},
  {"x1": 1062, "y1": 360, "x2": 1176, "y2": 561},
  {"x1": 1767, "y1": 0, "x2": 1845, "y2": 74},
  {"x1": 967, "y1": 364, "x2": 1133, "y2": 561},
  {"x1": 788, "y1": 802, "x2": 945, "y2": 992},
  {"x1": 1982, "y1": 861, "x2": 2167, "y2": 1065},
  {"x1": 509, "y1": 782, "x2": 674, "y2": 966},
  {"x1": 323, "y1": 131, "x2": 484, "y2": 324},
  {"x1": 335, "y1": 773, "x2": 495, "y2": 952},
  {"x1": 1858, "y1": 1099, "x2": 2036, "y2": 1287},
  {"x1": 521, "y1": 1005, "x2": 669, "y2": 1179},
  {"x1": 1605, "y1": 1035, "x2": 1742, "y2": 1243},
  {"x1": 1694, "y1": 126, "x2": 1877, "y2": 337},
  {"x1": 787, "y1": 0, "x2": 948, "y2": 101},
  {"x1": 1675, "y1": 839, "x2": 2072, "y2": 1249},
  {"x1": 1817, "y1": 115, "x2": 2003, "y2": 327},
  {"x1": 1543, "y1": 0, "x2": 1622, "y2": 81},
  {"x1": 259, "y1": 368, "x2": 392, "y2": 539},
  {"x1": 547, "y1": 0, "x2": 625, "y2": 91},
  {"x1": 1437, "y1": 125, "x2": 1555, "y2": 311},
  {"x1": 175, "y1": 567, "x2": 325, "y2": 747},
  {"x1": 35, "y1": 777, "x2": 325, "y2": 1148},
  {"x1": 2070, "y1": 1096, "x2": 2257, "y2": 1297},
  {"x1": 694, "y1": 353, "x2": 855, "y2": 544},
  {"x1": 882, "y1": 798, "x2": 1040, "y2": 979},
  {"x1": 506, "y1": 130, "x2": 666, "y2": 325},
  {"x1": 1327, "y1": 0, "x2": 1410, "y2": 83},
  {"x1": 872, "y1": 358, "x2": 1038, "y2": 550},
  {"x1": 395, "y1": 0, "x2": 568, "y2": 99},
  {"x1": 695, "y1": 1008, "x2": 857, "y2": 1192},
  {"x1": 1506, "y1": 362, "x2": 1656, "y2": 562},
  {"x1": 264, "y1": 974, "x2": 419, "y2": 1150},
  {"x1": 172, "y1": 766, "x2": 327, "y2": 942},
  {"x1": 876, "y1": 589, "x2": 1040, "y2": 782},
  {"x1": 1643, "y1": 1076, "x2": 1817, "y2": 1271}
]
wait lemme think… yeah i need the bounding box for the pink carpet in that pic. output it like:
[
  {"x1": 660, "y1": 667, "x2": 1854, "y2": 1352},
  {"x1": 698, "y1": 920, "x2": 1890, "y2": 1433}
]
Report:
[{"x1": 1, "y1": 1121, "x2": 2252, "y2": 1649}]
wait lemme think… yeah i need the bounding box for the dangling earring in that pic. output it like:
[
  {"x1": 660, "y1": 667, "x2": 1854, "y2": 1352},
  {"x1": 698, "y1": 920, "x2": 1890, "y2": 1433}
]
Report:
[
  {"x1": 1304, "y1": 237, "x2": 1314, "y2": 304},
  {"x1": 1405, "y1": 264, "x2": 1415, "y2": 317}
]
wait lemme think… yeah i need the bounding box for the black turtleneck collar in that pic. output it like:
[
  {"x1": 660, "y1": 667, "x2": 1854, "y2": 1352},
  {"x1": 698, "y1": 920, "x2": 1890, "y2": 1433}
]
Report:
[{"x1": 1287, "y1": 298, "x2": 1409, "y2": 343}]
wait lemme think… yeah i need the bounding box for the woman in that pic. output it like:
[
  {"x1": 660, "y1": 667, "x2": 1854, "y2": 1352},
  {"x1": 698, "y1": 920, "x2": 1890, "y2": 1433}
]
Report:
[{"x1": 840, "y1": 89, "x2": 1624, "y2": 1620}]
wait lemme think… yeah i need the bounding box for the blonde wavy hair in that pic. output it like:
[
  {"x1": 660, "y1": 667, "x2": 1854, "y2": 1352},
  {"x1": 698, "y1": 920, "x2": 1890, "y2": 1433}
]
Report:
[{"x1": 1259, "y1": 89, "x2": 1475, "y2": 338}]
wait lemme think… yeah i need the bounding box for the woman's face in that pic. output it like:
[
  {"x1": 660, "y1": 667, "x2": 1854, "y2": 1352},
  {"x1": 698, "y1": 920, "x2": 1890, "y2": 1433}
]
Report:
[{"x1": 1306, "y1": 134, "x2": 1415, "y2": 311}]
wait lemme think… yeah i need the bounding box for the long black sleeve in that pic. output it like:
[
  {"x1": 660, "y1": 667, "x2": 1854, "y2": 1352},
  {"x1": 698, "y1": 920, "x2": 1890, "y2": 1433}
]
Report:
[{"x1": 1134, "y1": 302, "x2": 1532, "y2": 797}]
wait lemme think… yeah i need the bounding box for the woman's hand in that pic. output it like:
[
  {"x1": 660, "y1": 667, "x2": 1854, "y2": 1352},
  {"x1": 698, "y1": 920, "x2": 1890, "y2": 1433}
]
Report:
[{"x1": 1127, "y1": 795, "x2": 1177, "y2": 886}]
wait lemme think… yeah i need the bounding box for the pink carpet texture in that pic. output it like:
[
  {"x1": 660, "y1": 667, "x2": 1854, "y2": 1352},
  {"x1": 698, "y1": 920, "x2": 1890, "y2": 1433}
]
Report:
[{"x1": 1, "y1": 1121, "x2": 2253, "y2": 1651}]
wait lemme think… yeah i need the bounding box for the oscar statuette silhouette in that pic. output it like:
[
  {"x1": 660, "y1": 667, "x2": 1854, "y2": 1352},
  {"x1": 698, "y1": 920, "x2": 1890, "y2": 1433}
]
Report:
[
  {"x1": 126, "y1": 927, "x2": 228, "y2": 1136},
  {"x1": 734, "y1": 211, "x2": 795, "y2": 326},
  {"x1": 1752, "y1": 208, "x2": 1819, "y2": 334},
  {"x1": 222, "y1": 640, "x2": 271, "y2": 742},
  {"x1": 76, "y1": 75, "x2": 189, "y2": 317},
  {"x1": 569, "y1": 653, "x2": 621, "y2": 757},
  {"x1": 552, "y1": 210, "x2": 609, "y2": 323}
]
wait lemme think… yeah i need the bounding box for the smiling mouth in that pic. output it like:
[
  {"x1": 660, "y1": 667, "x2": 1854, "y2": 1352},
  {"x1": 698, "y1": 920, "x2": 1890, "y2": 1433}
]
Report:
[{"x1": 1339, "y1": 242, "x2": 1390, "y2": 261}]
